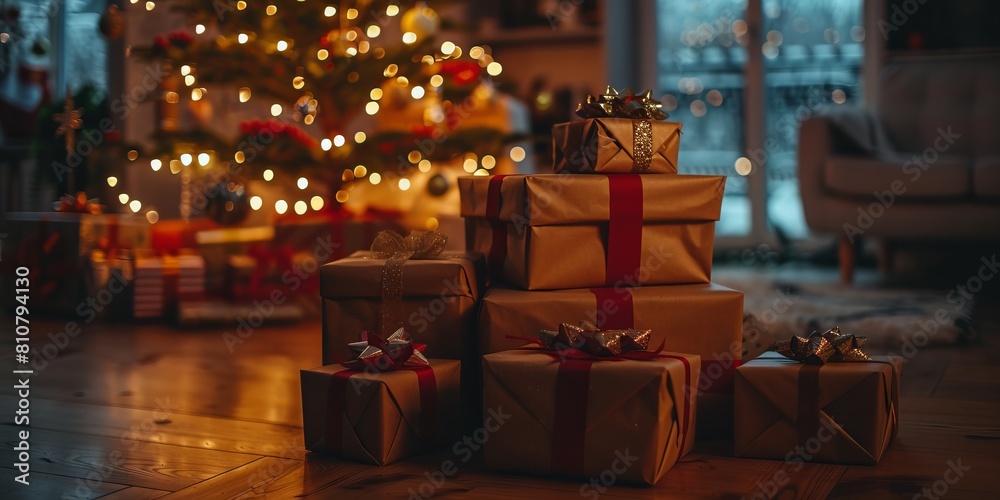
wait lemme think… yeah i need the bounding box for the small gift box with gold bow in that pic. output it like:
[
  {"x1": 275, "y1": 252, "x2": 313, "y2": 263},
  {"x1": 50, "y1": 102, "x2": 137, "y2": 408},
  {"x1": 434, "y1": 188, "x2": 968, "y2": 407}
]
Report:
[
  {"x1": 459, "y1": 174, "x2": 724, "y2": 290},
  {"x1": 482, "y1": 326, "x2": 700, "y2": 485},
  {"x1": 735, "y1": 328, "x2": 902, "y2": 465},
  {"x1": 319, "y1": 231, "x2": 485, "y2": 364},
  {"x1": 553, "y1": 87, "x2": 682, "y2": 175},
  {"x1": 301, "y1": 329, "x2": 461, "y2": 465}
]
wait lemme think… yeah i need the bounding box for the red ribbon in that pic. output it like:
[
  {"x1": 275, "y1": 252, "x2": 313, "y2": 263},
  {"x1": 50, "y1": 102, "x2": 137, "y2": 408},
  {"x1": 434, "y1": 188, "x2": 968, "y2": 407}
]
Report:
[
  {"x1": 589, "y1": 287, "x2": 739, "y2": 394},
  {"x1": 590, "y1": 287, "x2": 634, "y2": 330},
  {"x1": 485, "y1": 175, "x2": 508, "y2": 272},
  {"x1": 605, "y1": 175, "x2": 643, "y2": 286},
  {"x1": 797, "y1": 364, "x2": 821, "y2": 450},
  {"x1": 795, "y1": 359, "x2": 899, "y2": 451},
  {"x1": 324, "y1": 365, "x2": 438, "y2": 453},
  {"x1": 552, "y1": 359, "x2": 593, "y2": 475},
  {"x1": 548, "y1": 352, "x2": 693, "y2": 476}
]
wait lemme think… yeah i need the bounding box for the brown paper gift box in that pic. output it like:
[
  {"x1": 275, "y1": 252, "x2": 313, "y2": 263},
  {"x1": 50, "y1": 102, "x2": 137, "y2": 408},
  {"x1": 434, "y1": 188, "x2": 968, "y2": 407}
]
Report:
[
  {"x1": 735, "y1": 353, "x2": 901, "y2": 465},
  {"x1": 320, "y1": 251, "x2": 484, "y2": 364},
  {"x1": 552, "y1": 118, "x2": 682, "y2": 174},
  {"x1": 301, "y1": 360, "x2": 461, "y2": 465},
  {"x1": 478, "y1": 284, "x2": 742, "y2": 439},
  {"x1": 483, "y1": 349, "x2": 700, "y2": 485},
  {"x1": 459, "y1": 174, "x2": 724, "y2": 290}
]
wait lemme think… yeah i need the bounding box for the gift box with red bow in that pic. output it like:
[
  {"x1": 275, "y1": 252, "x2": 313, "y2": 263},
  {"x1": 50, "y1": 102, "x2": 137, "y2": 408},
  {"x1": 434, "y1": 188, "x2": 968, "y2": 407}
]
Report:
[
  {"x1": 459, "y1": 174, "x2": 724, "y2": 290},
  {"x1": 482, "y1": 339, "x2": 700, "y2": 485}
]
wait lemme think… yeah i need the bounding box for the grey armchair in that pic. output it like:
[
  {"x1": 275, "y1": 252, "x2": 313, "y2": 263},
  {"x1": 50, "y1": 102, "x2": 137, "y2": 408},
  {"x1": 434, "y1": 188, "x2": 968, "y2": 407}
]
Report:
[{"x1": 798, "y1": 55, "x2": 1000, "y2": 283}]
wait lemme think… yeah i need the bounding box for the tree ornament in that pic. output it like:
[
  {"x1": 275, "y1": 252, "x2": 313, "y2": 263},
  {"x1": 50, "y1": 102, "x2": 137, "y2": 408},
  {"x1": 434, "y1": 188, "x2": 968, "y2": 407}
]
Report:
[
  {"x1": 426, "y1": 173, "x2": 449, "y2": 196},
  {"x1": 400, "y1": 3, "x2": 439, "y2": 42},
  {"x1": 203, "y1": 177, "x2": 251, "y2": 226}
]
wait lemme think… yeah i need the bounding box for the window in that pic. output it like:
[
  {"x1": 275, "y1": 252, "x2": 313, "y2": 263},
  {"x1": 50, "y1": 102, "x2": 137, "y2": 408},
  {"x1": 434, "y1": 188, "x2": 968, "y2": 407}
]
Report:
[{"x1": 655, "y1": 0, "x2": 864, "y2": 240}]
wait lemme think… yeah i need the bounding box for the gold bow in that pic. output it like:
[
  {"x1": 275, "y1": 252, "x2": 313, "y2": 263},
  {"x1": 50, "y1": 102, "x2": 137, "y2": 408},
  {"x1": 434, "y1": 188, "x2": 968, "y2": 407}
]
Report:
[
  {"x1": 371, "y1": 230, "x2": 448, "y2": 260},
  {"x1": 775, "y1": 327, "x2": 872, "y2": 365},
  {"x1": 576, "y1": 86, "x2": 668, "y2": 121},
  {"x1": 370, "y1": 230, "x2": 448, "y2": 336},
  {"x1": 539, "y1": 321, "x2": 651, "y2": 357}
]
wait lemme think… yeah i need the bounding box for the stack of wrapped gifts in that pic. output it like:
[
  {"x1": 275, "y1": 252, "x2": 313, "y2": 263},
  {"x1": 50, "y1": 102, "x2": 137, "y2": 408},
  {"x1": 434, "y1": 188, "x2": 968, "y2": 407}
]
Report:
[
  {"x1": 133, "y1": 252, "x2": 206, "y2": 319},
  {"x1": 300, "y1": 87, "x2": 900, "y2": 483}
]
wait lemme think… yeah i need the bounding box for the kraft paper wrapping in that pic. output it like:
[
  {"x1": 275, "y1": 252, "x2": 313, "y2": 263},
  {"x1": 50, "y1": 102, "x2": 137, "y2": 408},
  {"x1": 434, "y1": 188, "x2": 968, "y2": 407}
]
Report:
[
  {"x1": 478, "y1": 284, "x2": 743, "y2": 439},
  {"x1": 459, "y1": 174, "x2": 724, "y2": 290},
  {"x1": 552, "y1": 118, "x2": 681, "y2": 174},
  {"x1": 482, "y1": 350, "x2": 700, "y2": 485},
  {"x1": 735, "y1": 353, "x2": 901, "y2": 465},
  {"x1": 301, "y1": 360, "x2": 461, "y2": 465},
  {"x1": 320, "y1": 251, "x2": 484, "y2": 363}
]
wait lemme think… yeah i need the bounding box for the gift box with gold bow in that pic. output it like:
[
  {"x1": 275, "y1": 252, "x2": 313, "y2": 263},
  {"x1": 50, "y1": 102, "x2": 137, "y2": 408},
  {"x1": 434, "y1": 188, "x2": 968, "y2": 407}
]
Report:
[
  {"x1": 553, "y1": 87, "x2": 682, "y2": 175},
  {"x1": 477, "y1": 283, "x2": 742, "y2": 440},
  {"x1": 735, "y1": 329, "x2": 902, "y2": 465},
  {"x1": 482, "y1": 343, "x2": 700, "y2": 485},
  {"x1": 319, "y1": 233, "x2": 485, "y2": 364},
  {"x1": 459, "y1": 174, "x2": 724, "y2": 290},
  {"x1": 301, "y1": 329, "x2": 461, "y2": 465}
]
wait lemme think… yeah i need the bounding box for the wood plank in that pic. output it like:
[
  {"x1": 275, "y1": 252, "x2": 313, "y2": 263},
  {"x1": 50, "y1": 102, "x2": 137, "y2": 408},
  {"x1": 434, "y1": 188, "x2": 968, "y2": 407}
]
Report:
[
  {"x1": 163, "y1": 444, "x2": 845, "y2": 499},
  {"x1": 0, "y1": 320, "x2": 322, "y2": 427},
  {"x1": 900, "y1": 398, "x2": 1000, "y2": 435},
  {"x1": 98, "y1": 486, "x2": 171, "y2": 499},
  {"x1": 0, "y1": 428, "x2": 259, "y2": 491},
  {"x1": 0, "y1": 395, "x2": 306, "y2": 460},
  {"x1": 0, "y1": 468, "x2": 128, "y2": 499}
]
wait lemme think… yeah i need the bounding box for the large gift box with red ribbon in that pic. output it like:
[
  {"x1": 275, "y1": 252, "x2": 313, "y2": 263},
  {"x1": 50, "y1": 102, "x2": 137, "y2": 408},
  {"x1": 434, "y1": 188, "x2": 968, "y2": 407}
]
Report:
[
  {"x1": 482, "y1": 348, "x2": 699, "y2": 485},
  {"x1": 459, "y1": 174, "x2": 724, "y2": 290},
  {"x1": 320, "y1": 251, "x2": 485, "y2": 364},
  {"x1": 301, "y1": 359, "x2": 461, "y2": 465},
  {"x1": 478, "y1": 284, "x2": 742, "y2": 439},
  {"x1": 735, "y1": 351, "x2": 901, "y2": 465}
]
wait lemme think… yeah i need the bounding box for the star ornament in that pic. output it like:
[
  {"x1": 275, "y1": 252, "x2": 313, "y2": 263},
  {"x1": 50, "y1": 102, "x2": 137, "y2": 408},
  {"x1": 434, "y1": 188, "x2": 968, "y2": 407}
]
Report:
[
  {"x1": 54, "y1": 89, "x2": 84, "y2": 154},
  {"x1": 346, "y1": 327, "x2": 429, "y2": 371},
  {"x1": 775, "y1": 327, "x2": 872, "y2": 365},
  {"x1": 539, "y1": 321, "x2": 651, "y2": 357}
]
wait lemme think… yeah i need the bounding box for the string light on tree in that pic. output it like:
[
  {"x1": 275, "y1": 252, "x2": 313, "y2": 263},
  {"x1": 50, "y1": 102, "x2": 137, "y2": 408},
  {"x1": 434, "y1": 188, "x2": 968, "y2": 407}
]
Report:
[{"x1": 129, "y1": 0, "x2": 521, "y2": 219}]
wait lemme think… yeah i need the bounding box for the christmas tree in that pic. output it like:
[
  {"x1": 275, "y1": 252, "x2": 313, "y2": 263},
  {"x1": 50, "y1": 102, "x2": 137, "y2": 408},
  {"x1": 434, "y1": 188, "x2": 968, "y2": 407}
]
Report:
[{"x1": 132, "y1": 0, "x2": 527, "y2": 227}]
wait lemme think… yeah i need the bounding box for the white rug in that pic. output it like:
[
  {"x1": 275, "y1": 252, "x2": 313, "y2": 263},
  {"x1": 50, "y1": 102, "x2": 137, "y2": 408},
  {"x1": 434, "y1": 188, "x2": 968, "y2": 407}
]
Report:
[{"x1": 716, "y1": 270, "x2": 977, "y2": 350}]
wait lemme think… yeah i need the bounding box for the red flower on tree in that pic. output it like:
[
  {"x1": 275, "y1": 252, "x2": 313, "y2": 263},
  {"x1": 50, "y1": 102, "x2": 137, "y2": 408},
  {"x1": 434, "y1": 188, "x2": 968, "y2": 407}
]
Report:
[{"x1": 439, "y1": 61, "x2": 481, "y2": 85}]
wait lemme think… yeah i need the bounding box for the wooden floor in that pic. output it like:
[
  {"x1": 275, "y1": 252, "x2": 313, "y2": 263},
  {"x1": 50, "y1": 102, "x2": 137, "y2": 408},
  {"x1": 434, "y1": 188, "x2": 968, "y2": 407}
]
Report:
[{"x1": 3, "y1": 275, "x2": 1000, "y2": 499}]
